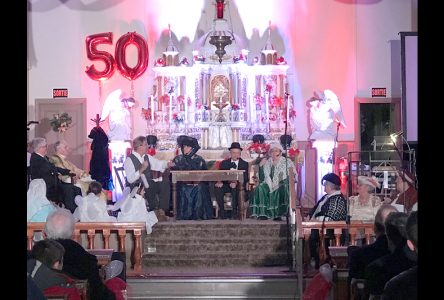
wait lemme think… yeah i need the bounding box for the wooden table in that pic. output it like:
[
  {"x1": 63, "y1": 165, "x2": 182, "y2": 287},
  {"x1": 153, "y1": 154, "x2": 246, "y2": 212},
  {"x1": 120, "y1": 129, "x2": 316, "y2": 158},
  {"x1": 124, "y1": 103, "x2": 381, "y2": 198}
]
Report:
[{"x1": 170, "y1": 170, "x2": 246, "y2": 221}]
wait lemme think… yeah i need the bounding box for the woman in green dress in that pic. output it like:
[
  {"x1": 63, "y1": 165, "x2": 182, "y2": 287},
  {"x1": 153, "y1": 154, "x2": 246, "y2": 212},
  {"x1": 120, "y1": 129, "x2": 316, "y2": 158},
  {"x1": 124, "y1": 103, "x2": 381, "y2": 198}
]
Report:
[{"x1": 250, "y1": 143, "x2": 295, "y2": 220}]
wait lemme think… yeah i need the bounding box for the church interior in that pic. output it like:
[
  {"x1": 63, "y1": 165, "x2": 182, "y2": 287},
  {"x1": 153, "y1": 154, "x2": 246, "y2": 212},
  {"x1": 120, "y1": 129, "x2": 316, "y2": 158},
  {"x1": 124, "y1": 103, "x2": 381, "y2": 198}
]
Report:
[{"x1": 27, "y1": 0, "x2": 418, "y2": 299}]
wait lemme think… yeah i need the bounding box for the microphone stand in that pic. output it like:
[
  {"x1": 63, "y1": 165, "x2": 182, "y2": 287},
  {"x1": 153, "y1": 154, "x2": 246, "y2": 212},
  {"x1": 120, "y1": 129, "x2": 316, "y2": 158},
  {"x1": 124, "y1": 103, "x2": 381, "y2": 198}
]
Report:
[{"x1": 282, "y1": 92, "x2": 294, "y2": 272}]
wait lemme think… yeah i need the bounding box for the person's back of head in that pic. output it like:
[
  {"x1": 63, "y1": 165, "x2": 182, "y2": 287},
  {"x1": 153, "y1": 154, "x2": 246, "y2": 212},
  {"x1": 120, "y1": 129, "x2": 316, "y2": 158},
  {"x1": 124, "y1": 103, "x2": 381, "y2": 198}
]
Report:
[
  {"x1": 374, "y1": 204, "x2": 398, "y2": 236},
  {"x1": 384, "y1": 211, "x2": 408, "y2": 250},
  {"x1": 31, "y1": 239, "x2": 65, "y2": 270},
  {"x1": 406, "y1": 211, "x2": 418, "y2": 252},
  {"x1": 87, "y1": 181, "x2": 102, "y2": 196},
  {"x1": 44, "y1": 208, "x2": 76, "y2": 239}
]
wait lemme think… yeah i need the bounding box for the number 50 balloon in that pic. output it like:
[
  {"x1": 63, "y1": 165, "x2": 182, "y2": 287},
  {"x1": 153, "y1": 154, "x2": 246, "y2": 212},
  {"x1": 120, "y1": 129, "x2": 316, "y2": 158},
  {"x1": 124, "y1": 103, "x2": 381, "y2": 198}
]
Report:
[
  {"x1": 85, "y1": 32, "x2": 116, "y2": 81},
  {"x1": 115, "y1": 32, "x2": 149, "y2": 81}
]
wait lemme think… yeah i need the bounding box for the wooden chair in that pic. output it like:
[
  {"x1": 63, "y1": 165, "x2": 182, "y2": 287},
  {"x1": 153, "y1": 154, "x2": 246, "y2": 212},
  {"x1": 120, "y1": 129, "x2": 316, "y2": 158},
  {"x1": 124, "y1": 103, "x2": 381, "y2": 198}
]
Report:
[{"x1": 113, "y1": 166, "x2": 126, "y2": 191}]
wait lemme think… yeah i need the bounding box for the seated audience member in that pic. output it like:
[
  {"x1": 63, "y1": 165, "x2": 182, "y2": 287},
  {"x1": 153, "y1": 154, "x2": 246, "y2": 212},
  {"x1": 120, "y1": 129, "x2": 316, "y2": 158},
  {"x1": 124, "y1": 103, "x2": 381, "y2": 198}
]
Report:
[
  {"x1": 364, "y1": 211, "x2": 416, "y2": 298},
  {"x1": 50, "y1": 140, "x2": 93, "y2": 195},
  {"x1": 27, "y1": 274, "x2": 46, "y2": 300},
  {"x1": 250, "y1": 142, "x2": 296, "y2": 221},
  {"x1": 124, "y1": 136, "x2": 174, "y2": 216},
  {"x1": 103, "y1": 260, "x2": 127, "y2": 300},
  {"x1": 384, "y1": 169, "x2": 417, "y2": 213},
  {"x1": 308, "y1": 173, "x2": 347, "y2": 269},
  {"x1": 44, "y1": 208, "x2": 116, "y2": 300},
  {"x1": 114, "y1": 185, "x2": 158, "y2": 233},
  {"x1": 27, "y1": 179, "x2": 57, "y2": 222},
  {"x1": 73, "y1": 181, "x2": 117, "y2": 222},
  {"x1": 27, "y1": 239, "x2": 81, "y2": 299},
  {"x1": 381, "y1": 211, "x2": 417, "y2": 300},
  {"x1": 214, "y1": 142, "x2": 249, "y2": 219},
  {"x1": 347, "y1": 204, "x2": 398, "y2": 298},
  {"x1": 30, "y1": 137, "x2": 82, "y2": 213},
  {"x1": 170, "y1": 136, "x2": 213, "y2": 220}
]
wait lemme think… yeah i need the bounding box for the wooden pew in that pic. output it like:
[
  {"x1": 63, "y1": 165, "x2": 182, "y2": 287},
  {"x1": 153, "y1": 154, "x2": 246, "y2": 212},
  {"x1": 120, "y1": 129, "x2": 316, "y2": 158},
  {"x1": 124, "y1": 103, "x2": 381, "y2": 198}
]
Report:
[{"x1": 27, "y1": 222, "x2": 146, "y2": 273}]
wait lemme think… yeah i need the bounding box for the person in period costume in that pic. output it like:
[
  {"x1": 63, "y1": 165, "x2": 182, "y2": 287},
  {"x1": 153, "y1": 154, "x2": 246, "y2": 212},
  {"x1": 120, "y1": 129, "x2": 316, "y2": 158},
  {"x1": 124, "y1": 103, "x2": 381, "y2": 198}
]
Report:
[
  {"x1": 114, "y1": 185, "x2": 158, "y2": 234},
  {"x1": 88, "y1": 125, "x2": 112, "y2": 190},
  {"x1": 250, "y1": 142, "x2": 295, "y2": 221},
  {"x1": 29, "y1": 137, "x2": 81, "y2": 213},
  {"x1": 50, "y1": 140, "x2": 93, "y2": 196},
  {"x1": 214, "y1": 142, "x2": 249, "y2": 219},
  {"x1": 123, "y1": 136, "x2": 174, "y2": 218},
  {"x1": 170, "y1": 136, "x2": 213, "y2": 220},
  {"x1": 73, "y1": 181, "x2": 117, "y2": 222},
  {"x1": 27, "y1": 179, "x2": 57, "y2": 222},
  {"x1": 349, "y1": 176, "x2": 382, "y2": 221},
  {"x1": 384, "y1": 169, "x2": 417, "y2": 213},
  {"x1": 307, "y1": 172, "x2": 347, "y2": 269}
]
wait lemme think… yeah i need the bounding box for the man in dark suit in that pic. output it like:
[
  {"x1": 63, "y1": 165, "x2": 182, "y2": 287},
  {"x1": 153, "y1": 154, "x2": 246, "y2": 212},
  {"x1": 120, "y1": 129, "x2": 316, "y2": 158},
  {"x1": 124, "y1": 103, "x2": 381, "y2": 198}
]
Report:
[
  {"x1": 29, "y1": 137, "x2": 81, "y2": 212},
  {"x1": 214, "y1": 142, "x2": 249, "y2": 219}
]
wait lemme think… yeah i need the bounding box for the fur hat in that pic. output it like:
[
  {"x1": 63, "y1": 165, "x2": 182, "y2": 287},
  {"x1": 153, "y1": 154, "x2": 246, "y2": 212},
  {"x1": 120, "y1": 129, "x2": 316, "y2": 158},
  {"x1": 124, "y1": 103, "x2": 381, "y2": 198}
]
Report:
[
  {"x1": 358, "y1": 176, "x2": 381, "y2": 189},
  {"x1": 322, "y1": 173, "x2": 341, "y2": 187},
  {"x1": 146, "y1": 135, "x2": 158, "y2": 147},
  {"x1": 268, "y1": 142, "x2": 284, "y2": 155}
]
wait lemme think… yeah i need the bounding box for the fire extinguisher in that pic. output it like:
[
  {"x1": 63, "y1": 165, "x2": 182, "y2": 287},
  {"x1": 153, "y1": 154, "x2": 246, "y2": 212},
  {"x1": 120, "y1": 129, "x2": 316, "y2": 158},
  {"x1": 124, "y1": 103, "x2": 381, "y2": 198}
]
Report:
[{"x1": 338, "y1": 157, "x2": 348, "y2": 186}]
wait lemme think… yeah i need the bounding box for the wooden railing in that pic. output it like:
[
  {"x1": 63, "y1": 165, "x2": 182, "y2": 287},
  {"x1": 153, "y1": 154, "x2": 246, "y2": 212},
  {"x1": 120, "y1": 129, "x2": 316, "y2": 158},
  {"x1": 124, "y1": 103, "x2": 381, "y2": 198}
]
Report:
[
  {"x1": 299, "y1": 219, "x2": 375, "y2": 265},
  {"x1": 27, "y1": 222, "x2": 146, "y2": 273}
]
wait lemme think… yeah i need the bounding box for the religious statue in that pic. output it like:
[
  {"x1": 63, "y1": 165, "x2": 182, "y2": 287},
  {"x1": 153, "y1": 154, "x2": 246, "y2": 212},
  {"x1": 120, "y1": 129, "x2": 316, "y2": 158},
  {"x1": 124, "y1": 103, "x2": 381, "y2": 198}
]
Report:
[
  {"x1": 208, "y1": 81, "x2": 232, "y2": 149},
  {"x1": 307, "y1": 89, "x2": 347, "y2": 141},
  {"x1": 101, "y1": 89, "x2": 135, "y2": 141}
]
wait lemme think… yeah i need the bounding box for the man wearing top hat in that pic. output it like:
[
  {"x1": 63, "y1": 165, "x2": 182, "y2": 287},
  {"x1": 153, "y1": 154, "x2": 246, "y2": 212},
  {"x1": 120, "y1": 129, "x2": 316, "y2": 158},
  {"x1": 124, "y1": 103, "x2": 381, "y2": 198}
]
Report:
[{"x1": 214, "y1": 142, "x2": 249, "y2": 219}]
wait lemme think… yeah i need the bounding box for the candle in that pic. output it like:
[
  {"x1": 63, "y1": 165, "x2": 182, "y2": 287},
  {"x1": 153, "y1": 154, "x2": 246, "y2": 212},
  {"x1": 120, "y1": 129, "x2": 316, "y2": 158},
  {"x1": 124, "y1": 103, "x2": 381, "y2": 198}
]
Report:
[
  {"x1": 265, "y1": 92, "x2": 269, "y2": 121},
  {"x1": 150, "y1": 95, "x2": 154, "y2": 123},
  {"x1": 169, "y1": 94, "x2": 173, "y2": 123},
  {"x1": 286, "y1": 94, "x2": 290, "y2": 123},
  {"x1": 250, "y1": 94, "x2": 256, "y2": 122}
]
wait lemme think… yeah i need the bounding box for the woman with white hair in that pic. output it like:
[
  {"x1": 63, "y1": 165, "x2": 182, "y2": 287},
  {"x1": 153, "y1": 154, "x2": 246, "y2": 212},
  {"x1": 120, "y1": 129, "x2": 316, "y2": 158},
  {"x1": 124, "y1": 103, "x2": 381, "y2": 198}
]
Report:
[
  {"x1": 27, "y1": 179, "x2": 57, "y2": 222},
  {"x1": 250, "y1": 142, "x2": 296, "y2": 220},
  {"x1": 348, "y1": 176, "x2": 382, "y2": 221}
]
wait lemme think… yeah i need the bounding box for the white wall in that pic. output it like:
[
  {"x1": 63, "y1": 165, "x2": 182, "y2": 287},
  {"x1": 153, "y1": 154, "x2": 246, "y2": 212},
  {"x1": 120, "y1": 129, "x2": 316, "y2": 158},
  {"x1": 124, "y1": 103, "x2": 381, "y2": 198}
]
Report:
[{"x1": 27, "y1": 0, "x2": 417, "y2": 142}]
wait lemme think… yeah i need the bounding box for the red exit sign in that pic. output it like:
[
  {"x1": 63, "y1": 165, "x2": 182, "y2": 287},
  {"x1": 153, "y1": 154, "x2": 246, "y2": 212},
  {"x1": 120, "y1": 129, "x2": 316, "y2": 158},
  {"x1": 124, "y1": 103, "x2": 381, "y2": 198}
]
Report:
[
  {"x1": 53, "y1": 88, "x2": 68, "y2": 98},
  {"x1": 371, "y1": 88, "x2": 386, "y2": 97}
]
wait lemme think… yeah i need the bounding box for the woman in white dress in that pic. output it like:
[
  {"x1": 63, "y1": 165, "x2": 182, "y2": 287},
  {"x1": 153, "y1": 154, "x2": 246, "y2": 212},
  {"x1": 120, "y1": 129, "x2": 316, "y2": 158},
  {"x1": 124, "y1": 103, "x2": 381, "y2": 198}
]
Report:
[
  {"x1": 74, "y1": 181, "x2": 117, "y2": 222},
  {"x1": 115, "y1": 185, "x2": 158, "y2": 234}
]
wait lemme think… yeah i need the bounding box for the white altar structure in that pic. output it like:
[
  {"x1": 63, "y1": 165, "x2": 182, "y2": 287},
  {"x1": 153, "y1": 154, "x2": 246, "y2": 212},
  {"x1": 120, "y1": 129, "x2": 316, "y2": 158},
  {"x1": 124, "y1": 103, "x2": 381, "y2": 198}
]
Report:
[{"x1": 145, "y1": 7, "x2": 296, "y2": 151}]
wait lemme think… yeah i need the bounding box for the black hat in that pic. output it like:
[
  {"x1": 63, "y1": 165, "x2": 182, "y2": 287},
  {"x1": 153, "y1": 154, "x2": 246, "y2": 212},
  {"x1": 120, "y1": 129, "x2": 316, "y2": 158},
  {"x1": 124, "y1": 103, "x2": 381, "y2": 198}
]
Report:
[
  {"x1": 176, "y1": 135, "x2": 188, "y2": 147},
  {"x1": 279, "y1": 134, "x2": 293, "y2": 149},
  {"x1": 321, "y1": 173, "x2": 341, "y2": 187},
  {"x1": 181, "y1": 136, "x2": 199, "y2": 149},
  {"x1": 228, "y1": 142, "x2": 243, "y2": 151},
  {"x1": 252, "y1": 134, "x2": 265, "y2": 144},
  {"x1": 146, "y1": 135, "x2": 158, "y2": 146}
]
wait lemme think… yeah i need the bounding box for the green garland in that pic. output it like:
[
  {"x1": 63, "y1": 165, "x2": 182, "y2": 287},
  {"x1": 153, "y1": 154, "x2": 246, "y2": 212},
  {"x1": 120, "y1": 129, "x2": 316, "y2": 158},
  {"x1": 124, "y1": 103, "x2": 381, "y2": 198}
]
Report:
[{"x1": 50, "y1": 113, "x2": 72, "y2": 132}]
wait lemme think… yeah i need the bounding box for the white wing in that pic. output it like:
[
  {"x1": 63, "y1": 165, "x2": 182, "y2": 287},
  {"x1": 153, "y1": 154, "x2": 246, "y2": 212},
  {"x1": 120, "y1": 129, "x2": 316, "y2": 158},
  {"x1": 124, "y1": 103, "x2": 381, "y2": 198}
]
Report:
[
  {"x1": 323, "y1": 89, "x2": 347, "y2": 128},
  {"x1": 101, "y1": 89, "x2": 122, "y2": 121}
]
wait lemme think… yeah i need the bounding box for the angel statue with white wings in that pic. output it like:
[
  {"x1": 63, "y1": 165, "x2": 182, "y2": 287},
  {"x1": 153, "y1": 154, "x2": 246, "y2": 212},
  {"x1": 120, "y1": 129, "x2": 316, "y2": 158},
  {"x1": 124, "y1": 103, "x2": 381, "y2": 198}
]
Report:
[
  {"x1": 101, "y1": 89, "x2": 135, "y2": 141},
  {"x1": 307, "y1": 89, "x2": 347, "y2": 141}
]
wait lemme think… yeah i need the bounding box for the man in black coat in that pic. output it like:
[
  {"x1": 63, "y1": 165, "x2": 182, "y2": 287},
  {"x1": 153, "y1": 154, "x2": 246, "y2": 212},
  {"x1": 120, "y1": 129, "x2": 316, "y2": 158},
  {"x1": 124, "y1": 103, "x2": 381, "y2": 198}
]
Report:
[
  {"x1": 214, "y1": 142, "x2": 249, "y2": 219},
  {"x1": 29, "y1": 137, "x2": 81, "y2": 212}
]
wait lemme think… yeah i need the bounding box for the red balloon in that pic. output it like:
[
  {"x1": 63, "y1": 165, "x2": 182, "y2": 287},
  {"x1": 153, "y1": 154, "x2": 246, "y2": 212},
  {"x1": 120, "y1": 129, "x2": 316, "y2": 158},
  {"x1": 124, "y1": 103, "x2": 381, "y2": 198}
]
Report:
[
  {"x1": 85, "y1": 32, "x2": 116, "y2": 81},
  {"x1": 115, "y1": 32, "x2": 149, "y2": 81}
]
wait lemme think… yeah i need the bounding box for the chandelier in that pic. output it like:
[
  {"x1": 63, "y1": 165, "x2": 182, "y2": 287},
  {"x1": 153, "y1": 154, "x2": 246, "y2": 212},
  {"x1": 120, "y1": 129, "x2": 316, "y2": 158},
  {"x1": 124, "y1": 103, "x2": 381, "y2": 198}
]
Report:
[{"x1": 207, "y1": 0, "x2": 234, "y2": 63}]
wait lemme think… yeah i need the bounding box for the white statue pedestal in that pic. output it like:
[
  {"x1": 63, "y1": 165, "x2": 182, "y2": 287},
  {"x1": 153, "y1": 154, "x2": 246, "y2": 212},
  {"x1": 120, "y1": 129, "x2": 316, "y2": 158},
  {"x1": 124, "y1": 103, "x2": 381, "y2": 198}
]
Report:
[{"x1": 312, "y1": 140, "x2": 335, "y2": 201}]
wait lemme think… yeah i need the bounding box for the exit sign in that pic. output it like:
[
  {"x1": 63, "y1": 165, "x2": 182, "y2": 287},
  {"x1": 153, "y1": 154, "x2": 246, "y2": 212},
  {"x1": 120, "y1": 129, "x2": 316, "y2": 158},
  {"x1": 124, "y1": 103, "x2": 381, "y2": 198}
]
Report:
[
  {"x1": 53, "y1": 88, "x2": 68, "y2": 98},
  {"x1": 371, "y1": 88, "x2": 386, "y2": 97}
]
